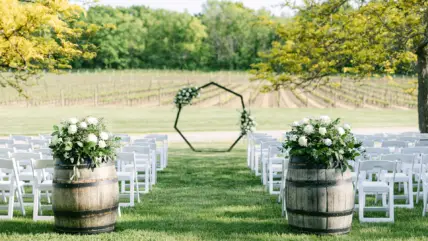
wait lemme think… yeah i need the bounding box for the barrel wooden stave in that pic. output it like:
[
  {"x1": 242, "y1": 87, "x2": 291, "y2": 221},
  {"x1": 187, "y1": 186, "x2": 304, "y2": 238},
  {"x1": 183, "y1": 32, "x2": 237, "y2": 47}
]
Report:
[
  {"x1": 53, "y1": 162, "x2": 119, "y2": 234},
  {"x1": 286, "y1": 163, "x2": 354, "y2": 235}
]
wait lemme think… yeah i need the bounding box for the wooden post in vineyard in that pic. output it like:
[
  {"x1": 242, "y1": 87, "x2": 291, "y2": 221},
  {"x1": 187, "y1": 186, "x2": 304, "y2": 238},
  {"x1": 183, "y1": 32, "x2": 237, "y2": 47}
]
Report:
[
  {"x1": 60, "y1": 89, "x2": 65, "y2": 107},
  {"x1": 158, "y1": 88, "x2": 161, "y2": 106}
]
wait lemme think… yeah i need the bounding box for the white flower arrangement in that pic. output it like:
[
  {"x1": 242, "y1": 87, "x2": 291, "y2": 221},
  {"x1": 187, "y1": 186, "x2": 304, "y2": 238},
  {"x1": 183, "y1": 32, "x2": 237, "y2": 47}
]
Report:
[
  {"x1": 173, "y1": 86, "x2": 200, "y2": 108},
  {"x1": 284, "y1": 116, "x2": 363, "y2": 170},
  {"x1": 49, "y1": 117, "x2": 121, "y2": 179},
  {"x1": 240, "y1": 109, "x2": 257, "y2": 134}
]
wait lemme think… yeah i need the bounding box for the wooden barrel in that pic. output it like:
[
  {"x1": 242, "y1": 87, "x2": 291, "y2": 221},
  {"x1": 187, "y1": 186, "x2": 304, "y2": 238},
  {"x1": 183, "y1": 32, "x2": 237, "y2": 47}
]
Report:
[
  {"x1": 285, "y1": 156, "x2": 354, "y2": 235},
  {"x1": 53, "y1": 161, "x2": 119, "y2": 234}
]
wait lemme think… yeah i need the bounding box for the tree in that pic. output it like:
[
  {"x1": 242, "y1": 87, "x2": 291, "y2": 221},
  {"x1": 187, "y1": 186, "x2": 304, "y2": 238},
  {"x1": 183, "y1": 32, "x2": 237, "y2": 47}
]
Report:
[
  {"x1": 251, "y1": 0, "x2": 427, "y2": 131},
  {"x1": 0, "y1": 0, "x2": 96, "y2": 95}
]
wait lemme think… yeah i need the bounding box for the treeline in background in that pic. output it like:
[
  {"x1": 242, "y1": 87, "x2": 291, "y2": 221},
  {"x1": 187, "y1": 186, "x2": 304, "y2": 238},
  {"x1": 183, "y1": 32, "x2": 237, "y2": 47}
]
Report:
[{"x1": 72, "y1": 0, "x2": 276, "y2": 71}]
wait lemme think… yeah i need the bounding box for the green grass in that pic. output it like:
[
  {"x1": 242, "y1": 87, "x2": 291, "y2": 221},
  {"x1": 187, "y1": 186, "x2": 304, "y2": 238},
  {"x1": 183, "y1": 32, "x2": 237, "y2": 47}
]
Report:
[
  {"x1": 1, "y1": 144, "x2": 428, "y2": 240},
  {"x1": 0, "y1": 106, "x2": 417, "y2": 135}
]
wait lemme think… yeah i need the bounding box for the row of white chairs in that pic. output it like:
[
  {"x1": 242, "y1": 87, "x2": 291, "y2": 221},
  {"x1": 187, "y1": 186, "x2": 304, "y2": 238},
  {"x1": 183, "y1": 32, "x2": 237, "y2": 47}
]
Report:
[
  {"x1": 0, "y1": 133, "x2": 168, "y2": 220},
  {"x1": 247, "y1": 131, "x2": 428, "y2": 224}
]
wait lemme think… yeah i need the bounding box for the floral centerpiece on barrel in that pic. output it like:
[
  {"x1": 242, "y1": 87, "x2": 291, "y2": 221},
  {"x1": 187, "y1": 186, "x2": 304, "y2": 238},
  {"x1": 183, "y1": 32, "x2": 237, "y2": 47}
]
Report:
[
  {"x1": 49, "y1": 117, "x2": 121, "y2": 234},
  {"x1": 283, "y1": 116, "x2": 362, "y2": 235}
]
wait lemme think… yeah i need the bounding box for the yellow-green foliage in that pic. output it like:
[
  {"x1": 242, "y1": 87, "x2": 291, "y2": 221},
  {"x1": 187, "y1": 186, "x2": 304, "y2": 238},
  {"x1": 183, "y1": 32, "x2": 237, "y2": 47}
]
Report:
[{"x1": 0, "y1": 0, "x2": 96, "y2": 95}]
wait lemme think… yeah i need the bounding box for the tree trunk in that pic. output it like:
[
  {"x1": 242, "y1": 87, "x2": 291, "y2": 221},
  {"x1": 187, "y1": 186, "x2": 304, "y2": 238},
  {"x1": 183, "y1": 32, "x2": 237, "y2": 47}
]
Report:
[{"x1": 417, "y1": 50, "x2": 428, "y2": 133}]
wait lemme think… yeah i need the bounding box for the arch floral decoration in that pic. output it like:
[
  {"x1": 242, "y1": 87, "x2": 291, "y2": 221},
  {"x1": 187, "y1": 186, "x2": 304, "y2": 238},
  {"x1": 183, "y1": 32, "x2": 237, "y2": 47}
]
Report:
[{"x1": 173, "y1": 82, "x2": 256, "y2": 152}]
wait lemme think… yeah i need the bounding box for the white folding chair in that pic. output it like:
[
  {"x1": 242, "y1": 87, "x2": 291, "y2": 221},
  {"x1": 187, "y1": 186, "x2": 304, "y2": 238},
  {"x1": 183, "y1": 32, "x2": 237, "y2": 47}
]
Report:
[
  {"x1": 38, "y1": 134, "x2": 52, "y2": 140},
  {"x1": 29, "y1": 139, "x2": 49, "y2": 150},
  {"x1": 381, "y1": 154, "x2": 416, "y2": 208},
  {"x1": 116, "y1": 152, "x2": 138, "y2": 214},
  {"x1": 11, "y1": 144, "x2": 32, "y2": 152},
  {"x1": 145, "y1": 134, "x2": 169, "y2": 169},
  {"x1": 9, "y1": 135, "x2": 30, "y2": 143},
  {"x1": 133, "y1": 140, "x2": 158, "y2": 185},
  {"x1": 122, "y1": 146, "x2": 151, "y2": 193},
  {"x1": 362, "y1": 140, "x2": 375, "y2": 148},
  {"x1": 357, "y1": 160, "x2": 397, "y2": 223},
  {"x1": 252, "y1": 136, "x2": 276, "y2": 176},
  {"x1": 30, "y1": 159, "x2": 54, "y2": 221},
  {"x1": 0, "y1": 148, "x2": 13, "y2": 159},
  {"x1": 0, "y1": 139, "x2": 14, "y2": 148},
  {"x1": 247, "y1": 133, "x2": 268, "y2": 168},
  {"x1": 9, "y1": 152, "x2": 43, "y2": 200},
  {"x1": 0, "y1": 158, "x2": 26, "y2": 219},
  {"x1": 382, "y1": 140, "x2": 409, "y2": 149},
  {"x1": 260, "y1": 141, "x2": 281, "y2": 185}
]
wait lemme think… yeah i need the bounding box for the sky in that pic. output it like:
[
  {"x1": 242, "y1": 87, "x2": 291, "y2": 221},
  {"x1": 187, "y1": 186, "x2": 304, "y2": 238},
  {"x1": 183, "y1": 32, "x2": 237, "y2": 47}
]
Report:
[{"x1": 88, "y1": 0, "x2": 296, "y2": 16}]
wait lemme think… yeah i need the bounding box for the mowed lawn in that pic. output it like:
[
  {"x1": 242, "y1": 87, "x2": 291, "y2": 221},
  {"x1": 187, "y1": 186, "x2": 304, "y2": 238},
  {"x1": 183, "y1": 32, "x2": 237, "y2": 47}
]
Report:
[
  {"x1": 1, "y1": 144, "x2": 428, "y2": 240},
  {"x1": 0, "y1": 106, "x2": 417, "y2": 135}
]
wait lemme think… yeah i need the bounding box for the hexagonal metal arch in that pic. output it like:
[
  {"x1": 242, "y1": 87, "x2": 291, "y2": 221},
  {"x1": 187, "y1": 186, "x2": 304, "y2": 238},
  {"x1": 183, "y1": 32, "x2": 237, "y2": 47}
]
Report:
[{"x1": 174, "y1": 82, "x2": 246, "y2": 152}]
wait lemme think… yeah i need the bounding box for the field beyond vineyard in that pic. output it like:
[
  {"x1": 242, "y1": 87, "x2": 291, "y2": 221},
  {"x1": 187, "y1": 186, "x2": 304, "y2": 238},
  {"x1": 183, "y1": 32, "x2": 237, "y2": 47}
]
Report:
[{"x1": 0, "y1": 70, "x2": 417, "y2": 110}]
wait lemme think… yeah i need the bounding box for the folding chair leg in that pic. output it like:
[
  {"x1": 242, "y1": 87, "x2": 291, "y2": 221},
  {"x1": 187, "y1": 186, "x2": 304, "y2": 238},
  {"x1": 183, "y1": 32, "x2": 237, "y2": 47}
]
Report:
[
  {"x1": 135, "y1": 176, "x2": 141, "y2": 203},
  {"x1": 130, "y1": 177, "x2": 135, "y2": 207},
  {"x1": 16, "y1": 186, "x2": 25, "y2": 216},
  {"x1": 417, "y1": 178, "x2": 422, "y2": 204},
  {"x1": 423, "y1": 189, "x2": 427, "y2": 217},
  {"x1": 33, "y1": 189, "x2": 39, "y2": 220},
  {"x1": 8, "y1": 191, "x2": 14, "y2": 219}
]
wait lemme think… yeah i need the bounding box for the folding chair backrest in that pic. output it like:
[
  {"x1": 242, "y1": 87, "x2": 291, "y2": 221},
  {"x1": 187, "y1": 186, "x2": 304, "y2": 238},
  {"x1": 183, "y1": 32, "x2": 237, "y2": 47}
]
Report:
[
  {"x1": 268, "y1": 144, "x2": 283, "y2": 157},
  {"x1": 400, "y1": 132, "x2": 419, "y2": 137},
  {"x1": 117, "y1": 152, "x2": 136, "y2": 163},
  {"x1": 0, "y1": 158, "x2": 17, "y2": 170},
  {"x1": 30, "y1": 139, "x2": 49, "y2": 149},
  {"x1": 365, "y1": 147, "x2": 391, "y2": 155},
  {"x1": 10, "y1": 152, "x2": 42, "y2": 166},
  {"x1": 122, "y1": 146, "x2": 151, "y2": 154},
  {"x1": 31, "y1": 159, "x2": 54, "y2": 170},
  {"x1": 398, "y1": 136, "x2": 419, "y2": 142},
  {"x1": 261, "y1": 141, "x2": 280, "y2": 151},
  {"x1": 416, "y1": 141, "x2": 428, "y2": 147},
  {"x1": 144, "y1": 134, "x2": 167, "y2": 141},
  {"x1": 254, "y1": 137, "x2": 275, "y2": 145},
  {"x1": 39, "y1": 134, "x2": 52, "y2": 140},
  {"x1": 134, "y1": 138, "x2": 155, "y2": 144},
  {"x1": 38, "y1": 148, "x2": 52, "y2": 156},
  {"x1": 382, "y1": 141, "x2": 408, "y2": 148},
  {"x1": 401, "y1": 147, "x2": 428, "y2": 155},
  {"x1": 0, "y1": 139, "x2": 14, "y2": 147},
  {"x1": 10, "y1": 135, "x2": 30, "y2": 142},
  {"x1": 362, "y1": 140, "x2": 375, "y2": 148},
  {"x1": 381, "y1": 154, "x2": 415, "y2": 163},
  {"x1": 357, "y1": 160, "x2": 396, "y2": 182},
  {"x1": 12, "y1": 144, "x2": 32, "y2": 152}
]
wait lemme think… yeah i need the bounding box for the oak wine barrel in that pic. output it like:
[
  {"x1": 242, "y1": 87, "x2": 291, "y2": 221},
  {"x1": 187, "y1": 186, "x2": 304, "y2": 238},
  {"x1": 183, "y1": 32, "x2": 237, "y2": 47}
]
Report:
[
  {"x1": 285, "y1": 156, "x2": 354, "y2": 235},
  {"x1": 53, "y1": 161, "x2": 119, "y2": 234}
]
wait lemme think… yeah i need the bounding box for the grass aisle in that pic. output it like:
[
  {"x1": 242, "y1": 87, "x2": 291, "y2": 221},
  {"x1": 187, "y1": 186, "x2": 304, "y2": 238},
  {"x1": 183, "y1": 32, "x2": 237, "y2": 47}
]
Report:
[{"x1": 1, "y1": 145, "x2": 428, "y2": 240}]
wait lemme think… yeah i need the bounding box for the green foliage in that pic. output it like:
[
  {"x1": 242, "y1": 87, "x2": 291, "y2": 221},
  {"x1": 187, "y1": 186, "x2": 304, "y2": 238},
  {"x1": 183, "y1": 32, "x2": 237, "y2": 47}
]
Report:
[
  {"x1": 284, "y1": 116, "x2": 363, "y2": 171},
  {"x1": 49, "y1": 117, "x2": 121, "y2": 179},
  {"x1": 0, "y1": 0, "x2": 96, "y2": 95},
  {"x1": 72, "y1": 1, "x2": 275, "y2": 70}
]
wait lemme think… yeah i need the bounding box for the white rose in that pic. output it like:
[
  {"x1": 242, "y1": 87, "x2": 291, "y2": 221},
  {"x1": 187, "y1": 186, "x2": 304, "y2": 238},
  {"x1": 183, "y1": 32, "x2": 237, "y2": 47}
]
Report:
[
  {"x1": 292, "y1": 121, "x2": 300, "y2": 127},
  {"x1": 339, "y1": 149, "x2": 345, "y2": 154},
  {"x1": 98, "y1": 140, "x2": 107, "y2": 148},
  {"x1": 343, "y1": 124, "x2": 351, "y2": 130},
  {"x1": 319, "y1": 115, "x2": 331, "y2": 125},
  {"x1": 100, "y1": 132, "x2": 109, "y2": 141},
  {"x1": 86, "y1": 117, "x2": 98, "y2": 125},
  {"x1": 290, "y1": 135, "x2": 298, "y2": 141},
  {"x1": 87, "y1": 133, "x2": 98, "y2": 143},
  {"x1": 301, "y1": 118, "x2": 309, "y2": 124},
  {"x1": 319, "y1": 127, "x2": 327, "y2": 136},
  {"x1": 337, "y1": 127, "x2": 345, "y2": 135},
  {"x1": 79, "y1": 122, "x2": 88, "y2": 129},
  {"x1": 68, "y1": 125, "x2": 77, "y2": 135},
  {"x1": 298, "y1": 136, "x2": 308, "y2": 147},
  {"x1": 303, "y1": 125, "x2": 314, "y2": 134},
  {"x1": 69, "y1": 117, "x2": 78, "y2": 125},
  {"x1": 324, "y1": 138, "x2": 332, "y2": 146}
]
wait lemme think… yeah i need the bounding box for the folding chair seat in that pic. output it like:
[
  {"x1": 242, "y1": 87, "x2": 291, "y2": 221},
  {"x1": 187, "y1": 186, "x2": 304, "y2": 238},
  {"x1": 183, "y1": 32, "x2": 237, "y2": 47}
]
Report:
[
  {"x1": 362, "y1": 140, "x2": 375, "y2": 148},
  {"x1": 357, "y1": 160, "x2": 397, "y2": 223},
  {"x1": 381, "y1": 154, "x2": 416, "y2": 208},
  {"x1": 30, "y1": 159, "x2": 54, "y2": 221},
  {"x1": 0, "y1": 158, "x2": 26, "y2": 219}
]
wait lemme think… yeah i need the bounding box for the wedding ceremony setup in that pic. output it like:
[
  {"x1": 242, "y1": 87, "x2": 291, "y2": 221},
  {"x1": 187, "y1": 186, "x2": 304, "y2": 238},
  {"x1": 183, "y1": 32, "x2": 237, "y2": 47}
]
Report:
[{"x1": 1, "y1": 0, "x2": 428, "y2": 240}]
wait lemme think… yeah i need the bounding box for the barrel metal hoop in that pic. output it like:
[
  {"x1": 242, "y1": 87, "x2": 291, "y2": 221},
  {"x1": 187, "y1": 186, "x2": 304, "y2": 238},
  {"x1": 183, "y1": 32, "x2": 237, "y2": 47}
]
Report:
[
  {"x1": 53, "y1": 178, "x2": 118, "y2": 188},
  {"x1": 55, "y1": 162, "x2": 114, "y2": 169},
  {"x1": 53, "y1": 205, "x2": 118, "y2": 217},
  {"x1": 287, "y1": 208, "x2": 354, "y2": 217},
  {"x1": 55, "y1": 223, "x2": 115, "y2": 234},
  {"x1": 286, "y1": 179, "x2": 352, "y2": 187},
  {"x1": 289, "y1": 224, "x2": 351, "y2": 234}
]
